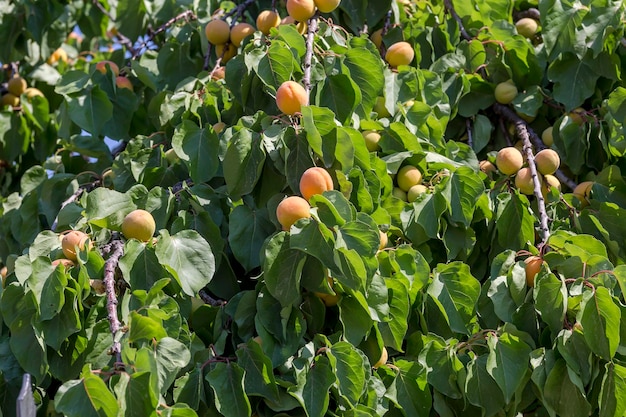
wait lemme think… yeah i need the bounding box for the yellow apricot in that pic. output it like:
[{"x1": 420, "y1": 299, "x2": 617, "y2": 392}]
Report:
[
  {"x1": 396, "y1": 165, "x2": 422, "y2": 192},
  {"x1": 496, "y1": 147, "x2": 523, "y2": 175},
  {"x1": 205, "y1": 19, "x2": 230, "y2": 45},
  {"x1": 24, "y1": 87, "x2": 44, "y2": 99},
  {"x1": 525, "y1": 256, "x2": 543, "y2": 287},
  {"x1": 370, "y1": 29, "x2": 383, "y2": 48},
  {"x1": 514, "y1": 167, "x2": 536, "y2": 195},
  {"x1": 534, "y1": 149, "x2": 560, "y2": 175},
  {"x1": 122, "y1": 209, "x2": 156, "y2": 242},
  {"x1": 256, "y1": 10, "x2": 281, "y2": 35},
  {"x1": 61, "y1": 230, "x2": 93, "y2": 261},
  {"x1": 299, "y1": 167, "x2": 333, "y2": 200},
  {"x1": 276, "y1": 196, "x2": 311, "y2": 230},
  {"x1": 276, "y1": 81, "x2": 308, "y2": 115},
  {"x1": 379, "y1": 230, "x2": 388, "y2": 250},
  {"x1": 115, "y1": 76, "x2": 133, "y2": 91},
  {"x1": 7, "y1": 76, "x2": 27, "y2": 96},
  {"x1": 286, "y1": 0, "x2": 317, "y2": 22},
  {"x1": 573, "y1": 181, "x2": 594, "y2": 206},
  {"x1": 407, "y1": 184, "x2": 428, "y2": 202},
  {"x1": 494, "y1": 80, "x2": 518, "y2": 104},
  {"x1": 314, "y1": 0, "x2": 340, "y2": 13},
  {"x1": 95, "y1": 60, "x2": 120, "y2": 76},
  {"x1": 373, "y1": 96, "x2": 391, "y2": 117},
  {"x1": 215, "y1": 43, "x2": 237, "y2": 63},
  {"x1": 541, "y1": 174, "x2": 561, "y2": 200},
  {"x1": 362, "y1": 130, "x2": 381, "y2": 152},
  {"x1": 516, "y1": 18, "x2": 539, "y2": 38},
  {"x1": 230, "y1": 23, "x2": 255, "y2": 47},
  {"x1": 280, "y1": 16, "x2": 308, "y2": 33},
  {"x1": 568, "y1": 107, "x2": 586, "y2": 125},
  {"x1": 541, "y1": 126, "x2": 553, "y2": 147},
  {"x1": 1, "y1": 94, "x2": 19, "y2": 108},
  {"x1": 385, "y1": 41, "x2": 414, "y2": 67},
  {"x1": 48, "y1": 48, "x2": 68, "y2": 65},
  {"x1": 213, "y1": 122, "x2": 226, "y2": 133},
  {"x1": 479, "y1": 160, "x2": 496, "y2": 175},
  {"x1": 392, "y1": 187, "x2": 408, "y2": 201}
]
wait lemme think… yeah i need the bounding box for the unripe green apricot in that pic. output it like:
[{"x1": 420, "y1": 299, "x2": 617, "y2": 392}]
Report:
[
  {"x1": 515, "y1": 18, "x2": 539, "y2": 38},
  {"x1": 396, "y1": 165, "x2": 422, "y2": 192},
  {"x1": 362, "y1": 130, "x2": 381, "y2": 152},
  {"x1": 407, "y1": 184, "x2": 428, "y2": 202},
  {"x1": 494, "y1": 80, "x2": 518, "y2": 104},
  {"x1": 392, "y1": 187, "x2": 407, "y2": 201},
  {"x1": 122, "y1": 209, "x2": 156, "y2": 242},
  {"x1": 541, "y1": 126, "x2": 553, "y2": 147},
  {"x1": 496, "y1": 147, "x2": 523, "y2": 175}
]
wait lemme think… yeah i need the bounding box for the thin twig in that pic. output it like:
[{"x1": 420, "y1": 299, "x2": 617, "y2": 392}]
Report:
[
  {"x1": 443, "y1": 0, "x2": 472, "y2": 41},
  {"x1": 131, "y1": 10, "x2": 197, "y2": 59},
  {"x1": 199, "y1": 289, "x2": 226, "y2": 307},
  {"x1": 51, "y1": 189, "x2": 84, "y2": 232},
  {"x1": 104, "y1": 239, "x2": 125, "y2": 364},
  {"x1": 93, "y1": 0, "x2": 114, "y2": 21},
  {"x1": 466, "y1": 118, "x2": 473, "y2": 149},
  {"x1": 303, "y1": 13, "x2": 319, "y2": 96}
]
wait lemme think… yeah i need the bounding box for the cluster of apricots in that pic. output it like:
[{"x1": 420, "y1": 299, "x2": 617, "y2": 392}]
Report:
[
  {"x1": 392, "y1": 164, "x2": 427, "y2": 203},
  {"x1": 1, "y1": 75, "x2": 44, "y2": 109},
  {"x1": 94, "y1": 60, "x2": 134, "y2": 92}
]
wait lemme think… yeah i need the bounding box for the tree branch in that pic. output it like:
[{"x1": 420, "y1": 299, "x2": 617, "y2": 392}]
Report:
[
  {"x1": 131, "y1": 10, "x2": 197, "y2": 59},
  {"x1": 443, "y1": 0, "x2": 472, "y2": 41},
  {"x1": 303, "y1": 13, "x2": 319, "y2": 96},
  {"x1": 104, "y1": 239, "x2": 125, "y2": 364}
]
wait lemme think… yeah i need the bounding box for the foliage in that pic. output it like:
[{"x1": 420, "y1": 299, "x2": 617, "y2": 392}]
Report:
[{"x1": 1, "y1": 0, "x2": 626, "y2": 416}]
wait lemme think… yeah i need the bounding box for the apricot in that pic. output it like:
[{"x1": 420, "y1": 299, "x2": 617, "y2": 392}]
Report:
[
  {"x1": 362, "y1": 130, "x2": 381, "y2": 152},
  {"x1": 276, "y1": 196, "x2": 311, "y2": 230},
  {"x1": 385, "y1": 41, "x2": 414, "y2": 67},
  {"x1": 61, "y1": 230, "x2": 93, "y2": 261},
  {"x1": 534, "y1": 149, "x2": 560, "y2": 175},
  {"x1": 115, "y1": 76, "x2": 133, "y2": 91},
  {"x1": 315, "y1": 276, "x2": 340, "y2": 306},
  {"x1": 573, "y1": 181, "x2": 594, "y2": 206},
  {"x1": 514, "y1": 167, "x2": 535, "y2": 195},
  {"x1": 24, "y1": 87, "x2": 44, "y2": 99},
  {"x1": 373, "y1": 96, "x2": 391, "y2": 117},
  {"x1": 7, "y1": 76, "x2": 27, "y2": 96},
  {"x1": 516, "y1": 18, "x2": 539, "y2": 38},
  {"x1": 1, "y1": 94, "x2": 19, "y2": 108},
  {"x1": 213, "y1": 122, "x2": 226, "y2": 133},
  {"x1": 122, "y1": 209, "x2": 156, "y2": 242},
  {"x1": 541, "y1": 174, "x2": 561, "y2": 199},
  {"x1": 286, "y1": 0, "x2": 317, "y2": 22},
  {"x1": 299, "y1": 167, "x2": 333, "y2": 200},
  {"x1": 496, "y1": 147, "x2": 523, "y2": 175},
  {"x1": 494, "y1": 80, "x2": 518, "y2": 104},
  {"x1": 51, "y1": 258, "x2": 75, "y2": 269},
  {"x1": 392, "y1": 187, "x2": 408, "y2": 201},
  {"x1": 276, "y1": 80, "x2": 308, "y2": 115},
  {"x1": 211, "y1": 66, "x2": 226, "y2": 80},
  {"x1": 525, "y1": 256, "x2": 543, "y2": 287},
  {"x1": 370, "y1": 29, "x2": 383, "y2": 48},
  {"x1": 280, "y1": 16, "x2": 308, "y2": 34},
  {"x1": 541, "y1": 126, "x2": 553, "y2": 147},
  {"x1": 314, "y1": 0, "x2": 340, "y2": 13},
  {"x1": 165, "y1": 148, "x2": 179, "y2": 164},
  {"x1": 256, "y1": 10, "x2": 281, "y2": 35},
  {"x1": 396, "y1": 165, "x2": 422, "y2": 192},
  {"x1": 407, "y1": 184, "x2": 428, "y2": 202},
  {"x1": 230, "y1": 23, "x2": 255, "y2": 47},
  {"x1": 95, "y1": 60, "x2": 120, "y2": 76},
  {"x1": 215, "y1": 43, "x2": 237, "y2": 63},
  {"x1": 48, "y1": 48, "x2": 68, "y2": 65},
  {"x1": 379, "y1": 230, "x2": 388, "y2": 250},
  {"x1": 479, "y1": 160, "x2": 496, "y2": 175},
  {"x1": 205, "y1": 19, "x2": 230, "y2": 45},
  {"x1": 568, "y1": 107, "x2": 586, "y2": 125},
  {"x1": 373, "y1": 346, "x2": 388, "y2": 369}
]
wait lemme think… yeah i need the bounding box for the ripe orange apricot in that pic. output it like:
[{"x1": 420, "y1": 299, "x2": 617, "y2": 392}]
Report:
[
  {"x1": 205, "y1": 19, "x2": 230, "y2": 45},
  {"x1": 396, "y1": 165, "x2": 422, "y2": 192},
  {"x1": 373, "y1": 346, "x2": 388, "y2": 369},
  {"x1": 276, "y1": 196, "x2": 311, "y2": 230},
  {"x1": 514, "y1": 167, "x2": 535, "y2": 195},
  {"x1": 48, "y1": 48, "x2": 68, "y2": 65},
  {"x1": 215, "y1": 43, "x2": 237, "y2": 63},
  {"x1": 1, "y1": 94, "x2": 19, "y2": 108},
  {"x1": 314, "y1": 0, "x2": 340, "y2": 13},
  {"x1": 95, "y1": 60, "x2": 120, "y2": 76},
  {"x1": 276, "y1": 81, "x2": 308, "y2": 115},
  {"x1": 256, "y1": 10, "x2": 281, "y2": 35},
  {"x1": 115, "y1": 76, "x2": 133, "y2": 91},
  {"x1": 281, "y1": 16, "x2": 308, "y2": 34},
  {"x1": 286, "y1": 0, "x2": 317, "y2": 22},
  {"x1": 385, "y1": 41, "x2": 414, "y2": 67},
  {"x1": 299, "y1": 167, "x2": 333, "y2": 200},
  {"x1": 61, "y1": 230, "x2": 93, "y2": 261},
  {"x1": 534, "y1": 149, "x2": 560, "y2": 175},
  {"x1": 494, "y1": 80, "x2": 518, "y2": 104},
  {"x1": 7, "y1": 76, "x2": 27, "y2": 96},
  {"x1": 525, "y1": 256, "x2": 543, "y2": 287},
  {"x1": 122, "y1": 209, "x2": 156, "y2": 242},
  {"x1": 516, "y1": 18, "x2": 539, "y2": 38},
  {"x1": 479, "y1": 160, "x2": 496, "y2": 175},
  {"x1": 230, "y1": 23, "x2": 255, "y2": 47},
  {"x1": 496, "y1": 147, "x2": 523, "y2": 176}
]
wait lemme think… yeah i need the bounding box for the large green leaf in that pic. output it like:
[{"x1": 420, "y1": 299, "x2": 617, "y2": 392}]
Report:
[
  {"x1": 205, "y1": 362, "x2": 251, "y2": 417},
  {"x1": 172, "y1": 120, "x2": 220, "y2": 184},
  {"x1": 578, "y1": 287, "x2": 621, "y2": 360},
  {"x1": 486, "y1": 332, "x2": 532, "y2": 403},
  {"x1": 55, "y1": 369, "x2": 120, "y2": 417}
]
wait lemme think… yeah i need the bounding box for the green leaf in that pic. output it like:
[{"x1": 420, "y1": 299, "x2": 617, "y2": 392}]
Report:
[
  {"x1": 205, "y1": 362, "x2": 251, "y2": 417},
  {"x1": 486, "y1": 332, "x2": 532, "y2": 403},
  {"x1": 55, "y1": 370, "x2": 120, "y2": 417},
  {"x1": 465, "y1": 355, "x2": 505, "y2": 417},
  {"x1": 290, "y1": 355, "x2": 335, "y2": 417},
  {"x1": 544, "y1": 359, "x2": 592, "y2": 417},
  {"x1": 155, "y1": 229, "x2": 215, "y2": 296},
  {"x1": 533, "y1": 272, "x2": 568, "y2": 334},
  {"x1": 328, "y1": 341, "x2": 368, "y2": 407},
  {"x1": 256, "y1": 41, "x2": 295, "y2": 91},
  {"x1": 319, "y1": 74, "x2": 361, "y2": 125},
  {"x1": 379, "y1": 278, "x2": 409, "y2": 351},
  {"x1": 85, "y1": 188, "x2": 133, "y2": 229},
  {"x1": 128, "y1": 311, "x2": 168, "y2": 343},
  {"x1": 236, "y1": 340, "x2": 280, "y2": 402},
  {"x1": 263, "y1": 232, "x2": 306, "y2": 308},
  {"x1": 578, "y1": 287, "x2": 621, "y2": 360},
  {"x1": 495, "y1": 192, "x2": 535, "y2": 250},
  {"x1": 119, "y1": 240, "x2": 165, "y2": 291},
  {"x1": 223, "y1": 128, "x2": 266, "y2": 199},
  {"x1": 427, "y1": 262, "x2": 481, "y2": 335},
  {"x1": 66, "y1": 86, "x2": 113, "y2": 137},
  {"x1": 114, "y1": 372, "x2": 159, "y2": 417},
  {"x1": 172, "y1": 120, "x2": 220, "y2": 184},
  {"x1": 393, "y1": 359, "x2": 432, "y2": 417},
  {"x1": 344, "y1": 38, "x2": 385, "y2": 115},
  {"x1": 600, "y1": 362, "x2": 626, "y2": 417},
  {"x1": 448, "y1": 166, "x2": 485, "y2": 227},
  {"x1": 229, "y1": 205, "x2": 275, "y2": 273}
]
